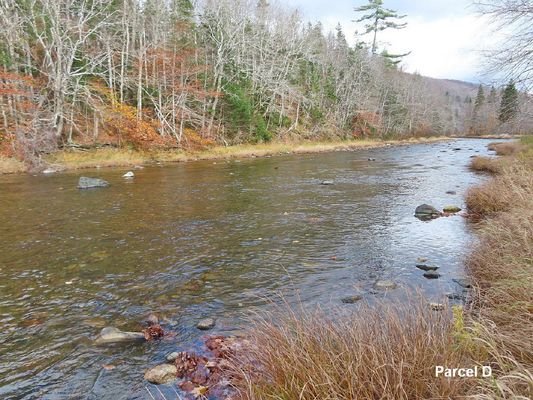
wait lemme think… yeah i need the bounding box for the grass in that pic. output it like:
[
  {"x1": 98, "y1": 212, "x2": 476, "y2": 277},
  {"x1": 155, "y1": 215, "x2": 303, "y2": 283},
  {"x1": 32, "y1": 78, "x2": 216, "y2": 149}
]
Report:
[
  {"x1": 464, "y1": 137, "x2": 533, "y2": 399},
  {"x1": 228, "y1": 300, "x2": 475, "y2": 400},
  {"x1": 35, "y1": 137, "x2": 449, "y2": 172},
  {"x1": 0, "y1": 156, "x2": 27, "y2": 174},
  {"x1": 222, "y1": 137, "x2": 533, "y2": 400},
  {"x1": 487, "y1": 141, "x2": 524, "y2": 156},
  {"x1": 469, "y1": 156, "x2": 502, "y2": 174}
]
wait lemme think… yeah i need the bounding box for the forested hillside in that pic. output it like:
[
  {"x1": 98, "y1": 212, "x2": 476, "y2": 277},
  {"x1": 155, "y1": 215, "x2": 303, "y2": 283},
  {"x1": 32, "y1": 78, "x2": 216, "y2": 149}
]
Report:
[{"x1": 0, "y1": 0, "x2": 531, "y2": 165}]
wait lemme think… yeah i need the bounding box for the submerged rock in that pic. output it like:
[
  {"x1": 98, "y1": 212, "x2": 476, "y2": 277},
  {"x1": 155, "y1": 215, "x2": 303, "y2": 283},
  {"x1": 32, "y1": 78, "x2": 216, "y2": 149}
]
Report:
[
  {"x1": 94, "y1": 327, "x2": 145, "y2": 345},
  {"x1": 374, "y1": 280, "x2": 398, "y2": 290},
  {"x1": 341, "y1": 295, "x2": 363, "y2": 304},
  {"x1": 443, "y1": 205, "x2": 462, "y2": 213},
  {"x1": 446, "y1": 190, "x2": 457, "y2": 195},
  {"x1": 453, "y1": 278, "x2": 473, "y2": 289},
  {"x1": 78, "y1": 177, "x2": 110, "y2": 189},
  {"x1": 197, "y1": 318, "x2": 216, "y2": 330},
  {"x1": 144, "y1": 364, "x2": 178, "y2": 384},
  {"x1": 414, "y1": 204, "x2": 441, "y2": 220},
  {"x1": 446, "y1": 292, "x2": 466, "y2": 301},
  {"x1": 423, "y1": 271, "x2": 441, "y2": 279},
  {"x1": 320, "y1": 180, "x2": 334, "y2": 185},
  {"x1": 123, "y1": 171, "x2": 135, "y2": 178},
  {"x1": 416, "y1": 264, "x2": 439, "y2": 272}
]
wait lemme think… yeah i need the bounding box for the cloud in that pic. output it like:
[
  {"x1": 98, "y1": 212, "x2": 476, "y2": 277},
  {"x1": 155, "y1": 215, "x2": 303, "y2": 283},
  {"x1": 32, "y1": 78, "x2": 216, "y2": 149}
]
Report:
[{"x1": 285, "y1": 0, "x2": 493, "y2": 82}]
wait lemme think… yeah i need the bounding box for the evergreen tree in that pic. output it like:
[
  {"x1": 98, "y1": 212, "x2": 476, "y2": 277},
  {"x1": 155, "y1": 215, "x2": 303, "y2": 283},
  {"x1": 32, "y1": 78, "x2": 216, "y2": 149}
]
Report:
[
  {"x1": 499, "y1": 81, "x2": 519, "y2": 123},
  {"x1": 488, "y1": 86, "x2": 497, "y2": 103},
  {"x1": 354, "y1": 0, "x2": 407, "y2": 54},
  {"x1": 474, "y1": 85, "x2": 485, "y2": 110}
]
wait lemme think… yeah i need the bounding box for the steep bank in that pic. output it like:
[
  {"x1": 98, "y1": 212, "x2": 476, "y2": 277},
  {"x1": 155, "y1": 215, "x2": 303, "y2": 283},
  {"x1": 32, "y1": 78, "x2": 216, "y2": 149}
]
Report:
[{"x1": 0, "y1": 137, "x2": 448, "y2": 174}]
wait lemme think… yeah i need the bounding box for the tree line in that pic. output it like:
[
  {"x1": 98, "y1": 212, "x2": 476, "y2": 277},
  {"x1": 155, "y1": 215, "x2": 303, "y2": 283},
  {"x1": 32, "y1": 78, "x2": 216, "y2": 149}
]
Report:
[{"x1": 0, "y1": 0, "x2": 531, "y2": 164}]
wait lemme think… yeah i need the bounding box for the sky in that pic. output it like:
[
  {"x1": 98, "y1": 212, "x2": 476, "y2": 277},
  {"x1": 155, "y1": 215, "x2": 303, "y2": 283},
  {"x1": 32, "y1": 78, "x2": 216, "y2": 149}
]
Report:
[{"x1": 284, "y1": 0, "x2": 493, "y2": 83}]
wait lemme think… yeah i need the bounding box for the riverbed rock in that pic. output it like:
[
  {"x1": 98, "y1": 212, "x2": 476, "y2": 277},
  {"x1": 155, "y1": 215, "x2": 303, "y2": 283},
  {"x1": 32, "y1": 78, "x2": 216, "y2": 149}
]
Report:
[
  {"x1": 197, "y1": 318, "x2": 216, "y2": 330},
  {"x1": 42, "y1": 168, "x2": 57, "y2": 174},
  {"x1": 78, "y1": 177, "x2": 110, "y2": 189},
  {"x1": 320, "y1": 180, "x2": 334, "y2": 185},
  {"x1": 94, "y1": 327, "x2": 145, "y2": 345},
  {"x1": 414, "y1": 204, "x2": 441, "y2": 220},
  {"x1": 453, "y1": 278, "x2": 473, "y2": 288},
  {"x1": 423, "y1": 271, "x2": 441, "y2": 279},
  {"x1": 416, "y1": 264, "x2": 439, "y2": 271},
  {"x1": 144, "y1": 364, "x2": 178, "y2": 385},
  {"x1": 368, "y1": 158, "x2": 376, "y2": 161},
  {"x1": 430, "y1": 303, "x2": 445, "y2": 311},
  {"x1": 374, "y1": 280, "x2": 398, "y2": 290},
  {"x1": 443, "y1": 206, "x2": 462, "y2": 213},
  {"x1": 446, "y1": 190, "x2": 457, "y2": 195},
  {"x1": 166, "y1": 352, "x2": 180, "y2": 363},
  {"x1": 341, "y1": 295, "x2": 363, "y2": 304},
  {"x1": 123, "y1": 171, "x2": 134, "y2": 178},
  {"x1": 417, "y1": 257, "x2": 428, "y2": 263},
  {"x1": 446, "y1": 292, "x2": 466, "y2": 301}
]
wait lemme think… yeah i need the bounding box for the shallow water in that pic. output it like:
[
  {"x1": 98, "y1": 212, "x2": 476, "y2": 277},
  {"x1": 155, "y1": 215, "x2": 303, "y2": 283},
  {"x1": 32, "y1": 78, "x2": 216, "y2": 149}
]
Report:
[{"x1": 0, "y1": 139, "x2": 494, "y2": 399}]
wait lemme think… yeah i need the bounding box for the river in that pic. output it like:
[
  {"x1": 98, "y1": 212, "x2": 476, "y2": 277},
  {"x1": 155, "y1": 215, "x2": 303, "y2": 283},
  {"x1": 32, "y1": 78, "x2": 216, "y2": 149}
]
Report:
[{"x1": 0, "y1": 139, "x2": 494, "y2": 399}]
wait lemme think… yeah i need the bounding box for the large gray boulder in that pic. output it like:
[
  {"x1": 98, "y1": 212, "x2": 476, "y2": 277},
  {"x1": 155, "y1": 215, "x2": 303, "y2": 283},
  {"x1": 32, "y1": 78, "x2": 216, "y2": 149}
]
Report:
[
  {"x1": 78, "y1": 177, "x2": 110, "y2": 189},
  {"x1": 94, "y1": 327, "x2": 145, "y2": 345},
  {"x1": 414, "y1": 204, "x2": 441, "y2": 220}
]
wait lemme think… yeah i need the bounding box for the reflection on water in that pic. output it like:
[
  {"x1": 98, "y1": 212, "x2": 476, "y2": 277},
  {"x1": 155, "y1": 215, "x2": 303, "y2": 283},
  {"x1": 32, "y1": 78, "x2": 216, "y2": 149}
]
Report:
[{"x1": 0, "y1": 139, "x2": 493, "y2": 399}]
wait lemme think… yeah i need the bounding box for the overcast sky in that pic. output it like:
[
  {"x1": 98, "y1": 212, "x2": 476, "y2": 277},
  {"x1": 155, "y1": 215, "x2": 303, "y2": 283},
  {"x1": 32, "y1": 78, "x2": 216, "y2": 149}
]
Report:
[{"x1": 284, "y1": 0, "x2": 492, "y2": 83}]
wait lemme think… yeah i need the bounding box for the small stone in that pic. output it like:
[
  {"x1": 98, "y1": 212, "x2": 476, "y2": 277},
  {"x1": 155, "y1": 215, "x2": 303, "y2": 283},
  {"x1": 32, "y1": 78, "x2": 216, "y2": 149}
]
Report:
[
  {"x1": 417, "y1": 257, "x2": 428, "y2": 263},
  {"x1": 368, "y1": 158, "x2": 376, "y2": 161},
  {"x1": 144, "y1": 364, "x2": 178, "y2": 385},
  {"x1": 430, "y1": 303, "x2": 445, "y2": 311},
  {"x1": 443, "y1": 206, "x2": 462, "y2": 213},
  {"x1": 123, "y1": 171, "x2": 134, "y2": 178},
  {"x1": 197, "y1": 318, "x2": 215, "y2": 330},
  {"x1": 374, "y1": 280, "x2": 398, "y2": 290},
  {"x1": 341, "y1": 295, "x2": 363, "y2": 304},
  {"x1": 166, "y1": 352, "x2": 180, "y2": 363},
  {"x1": 134, "y1": 165, "x2": 144, "y2": 169},
  {"x1": 416, "y1": 264, "x2": 439, "y2": 271},
  {"x1": 446, "y1": 191, "x2": 457, "y2": 195},
  {"x1": 453, "y1": 278, "x2": 473, "y2": 289},
  {"x1": 320, "y1": 180, "x2": 334, "y2": 185},
  {"x1": 423, "y1": 271, "x2": 441, "y2": 279},
  {"x1": 446, "y1": 292, "x2": 466, "y2": 301},
  {"x1": 42, "y1": 168, "x2": 57, "y2": 174}
]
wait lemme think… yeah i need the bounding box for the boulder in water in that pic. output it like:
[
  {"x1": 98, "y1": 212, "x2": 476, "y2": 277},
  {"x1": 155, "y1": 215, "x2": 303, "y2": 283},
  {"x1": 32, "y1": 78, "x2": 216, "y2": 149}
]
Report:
[
  {"x1": 94, "y1": 327, "x2": 145, "y2": 345},
  {"x1": 197, "y1": 318, "x2": 216, "y2": 330},
  {"x1": 144, "y1": 364, "x2": 178, "y2": 384},
  {"x1": 123, "y1": 171, "x2": 134, "y2": 178},
  {"x1": 320, "y1": 180, "x2": 334, "y2": 186},
  {"x1": 416, "y1": 264, "x2": 439, "y2": 272},
  {"x1": 423, "y1": 271, "x2": 441, "y2": 279},
  {"x1": 414, "y1": 204, "x2": 441, "y2": 220},
  {"x1": 341, "y1": 295, "x2": 363, "y2": 304},
  {"x1": 78, "y1": 177, "x2": 110, "y2": 189}
]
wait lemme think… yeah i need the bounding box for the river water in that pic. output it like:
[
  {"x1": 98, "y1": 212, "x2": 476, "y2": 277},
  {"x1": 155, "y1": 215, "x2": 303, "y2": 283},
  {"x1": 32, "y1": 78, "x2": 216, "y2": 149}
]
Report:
[{"x1": 0, "y1": 139, "x2": 494, "y2": 399}]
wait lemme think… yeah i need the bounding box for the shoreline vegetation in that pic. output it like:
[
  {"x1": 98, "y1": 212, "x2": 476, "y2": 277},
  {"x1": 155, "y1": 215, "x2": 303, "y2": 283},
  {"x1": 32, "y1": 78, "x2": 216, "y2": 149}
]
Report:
[
  {"x1": 214, "y1": 138, "x2": 531, "y2": 399},
  {"x1": 0, "y1": 136, "x2": 453, "y2": 175}
]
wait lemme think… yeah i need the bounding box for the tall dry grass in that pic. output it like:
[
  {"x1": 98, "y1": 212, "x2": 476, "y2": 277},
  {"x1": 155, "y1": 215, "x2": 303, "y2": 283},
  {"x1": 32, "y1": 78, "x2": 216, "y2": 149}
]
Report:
[
  {"x1": 465, "y1": 137, "x2": 533, "y2": 399},
  {"x1": 487, "y1": 141, "x2": 524, "y2": 156},
  {"x1": 469, "y1": 156, "x2": 502, "y2": 174},
  {"x1": 228, "y1": 300, "x2": 476, "y2": 400}
]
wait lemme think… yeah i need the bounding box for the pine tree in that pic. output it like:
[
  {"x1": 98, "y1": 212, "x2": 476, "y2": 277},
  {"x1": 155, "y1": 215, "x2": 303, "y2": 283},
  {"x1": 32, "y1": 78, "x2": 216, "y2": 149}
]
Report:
[
  {"x1": 474, "y1": 85, "x2": 485, "y2": 110},
  {"x1": 499, "y1": 81, "x2": 519, "y2": 123},
  {"x1": 354, "y1": 0, "x2": 407, "y2": 55}
]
